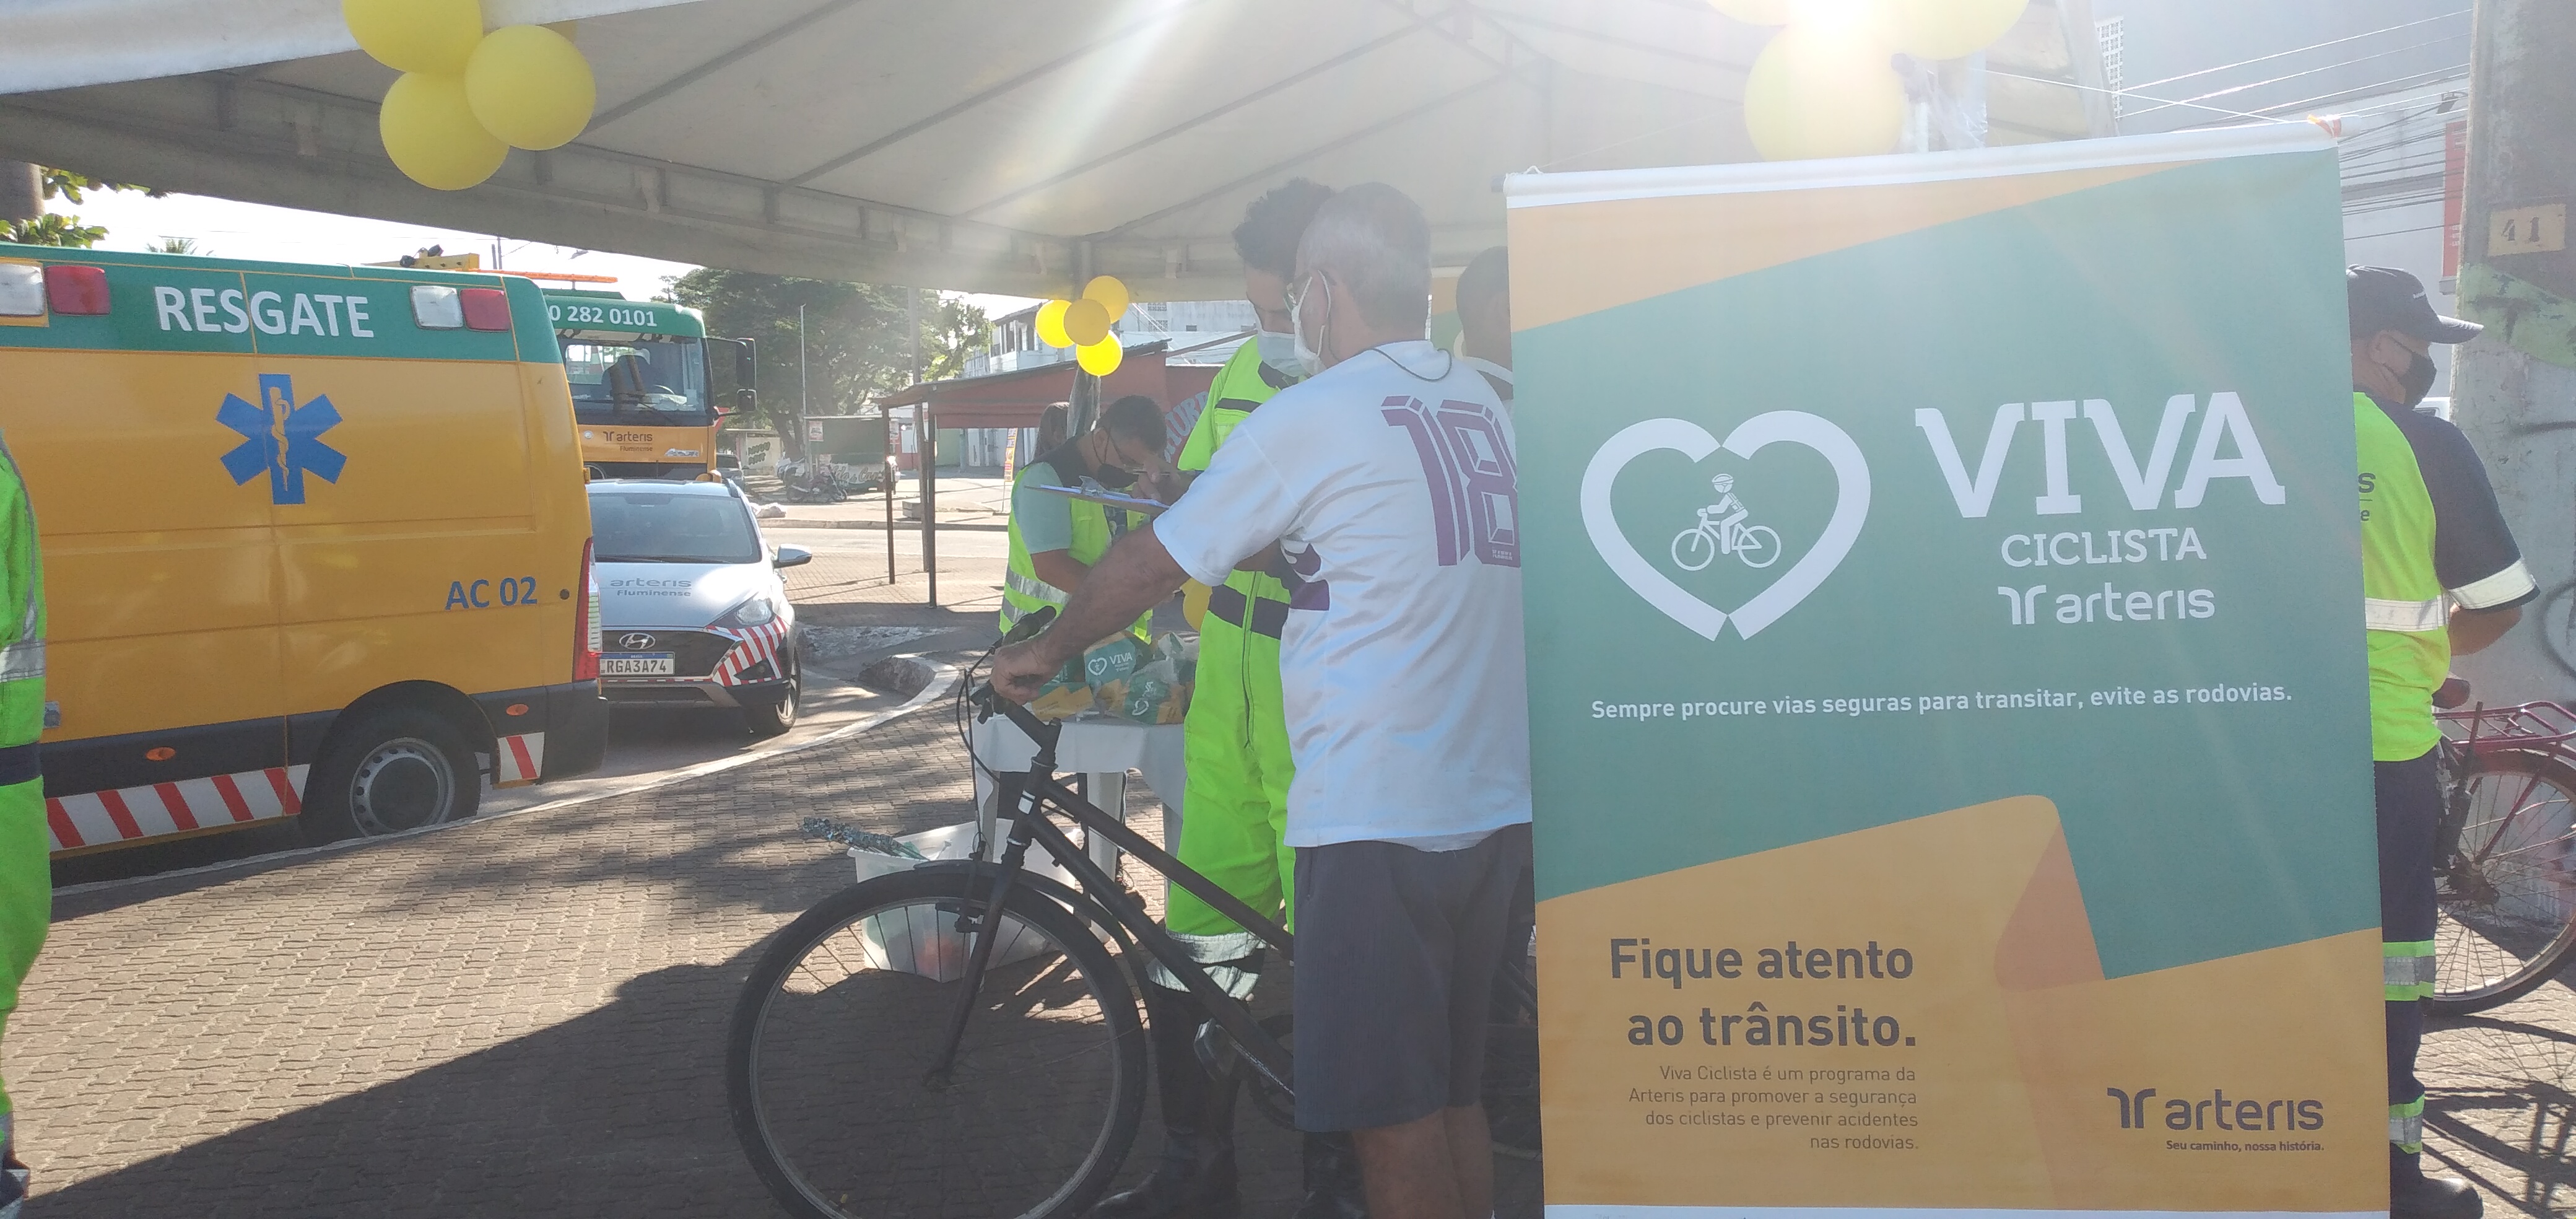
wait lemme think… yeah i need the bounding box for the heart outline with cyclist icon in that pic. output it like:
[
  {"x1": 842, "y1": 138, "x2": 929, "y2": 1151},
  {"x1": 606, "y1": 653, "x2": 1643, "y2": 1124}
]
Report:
[{"x1": 1580, "y1": 413, "x2": 1872, "y2": 640}]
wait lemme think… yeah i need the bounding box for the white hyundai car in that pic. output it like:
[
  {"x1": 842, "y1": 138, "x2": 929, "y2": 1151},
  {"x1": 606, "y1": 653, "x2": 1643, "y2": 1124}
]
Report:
[{"x1": 586, "y1": 479, "x2": 811, "y2": 735}]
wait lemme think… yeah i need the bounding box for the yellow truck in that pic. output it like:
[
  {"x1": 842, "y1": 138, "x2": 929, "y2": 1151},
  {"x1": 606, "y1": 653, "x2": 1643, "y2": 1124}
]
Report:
[
  {"x1": 545, "y1": 289, "x2": 753, "y2": 479},
  {"x1": 0, "y1": 248, "x2": 607, "y2": 852}
]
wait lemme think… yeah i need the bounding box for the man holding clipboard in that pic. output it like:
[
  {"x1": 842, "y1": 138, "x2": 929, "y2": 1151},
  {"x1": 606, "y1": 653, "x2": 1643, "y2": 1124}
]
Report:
[{"x1": 999, "y1": 393, "x2": 1170, "y2": 643}]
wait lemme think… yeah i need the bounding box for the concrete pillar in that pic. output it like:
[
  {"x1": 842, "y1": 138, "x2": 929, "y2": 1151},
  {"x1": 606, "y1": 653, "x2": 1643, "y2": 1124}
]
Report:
[{"x1": 2450, "y1": 0, "x2": 2576, "y2": 707}]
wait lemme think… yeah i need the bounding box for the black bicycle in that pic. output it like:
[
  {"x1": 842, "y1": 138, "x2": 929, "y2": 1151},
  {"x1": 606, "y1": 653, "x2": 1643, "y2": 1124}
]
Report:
[{"x1": 726, "y1": 610, "x2": 1313, "y2": 1219}]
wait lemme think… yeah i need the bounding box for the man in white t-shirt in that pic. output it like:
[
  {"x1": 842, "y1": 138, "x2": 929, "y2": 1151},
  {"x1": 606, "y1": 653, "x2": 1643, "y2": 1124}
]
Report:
[{"x1": 991, "y1": 182, "x2": 1532, "y2": 1219}]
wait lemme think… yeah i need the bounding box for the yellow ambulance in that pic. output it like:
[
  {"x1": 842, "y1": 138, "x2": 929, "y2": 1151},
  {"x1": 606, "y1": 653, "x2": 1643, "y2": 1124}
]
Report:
[{"x1": 0, "y1": 248, "x2": 607, "y2": 853}]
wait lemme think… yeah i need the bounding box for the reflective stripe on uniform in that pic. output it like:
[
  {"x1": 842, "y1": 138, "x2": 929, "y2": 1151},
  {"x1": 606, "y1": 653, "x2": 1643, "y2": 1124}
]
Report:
[
  {"x1": 2365, "y1": 596, "x2": 2447, "y2": 634},
  {"x1": 1206, "y1": 584, "x2": 1289, "y2": 639},
  {"x1": 2390, "y1": 1096, "x2": 2425, "y2": 1151},
  {"x1": 0, "y1": 640, "x2": 38, "y2": 684},
  {"x1": 1144, "y1": 928, "x2": 1265, "y2": 999},
  {"x1": 2453, "y1": 558, "x2": 2538, "y2": 611},
  {"x1": 1004, "y1": 567, "x2": 1068, "y2": 606},
  {"x1": 2385, "y1": 939, "x2": 2436, "y2": 1001}
]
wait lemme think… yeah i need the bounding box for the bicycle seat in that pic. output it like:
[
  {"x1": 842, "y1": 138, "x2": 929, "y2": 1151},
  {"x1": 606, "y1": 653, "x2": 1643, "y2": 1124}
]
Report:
[{"x1": 2435, "y1": 675, "x2": 2471, "y2": 709}]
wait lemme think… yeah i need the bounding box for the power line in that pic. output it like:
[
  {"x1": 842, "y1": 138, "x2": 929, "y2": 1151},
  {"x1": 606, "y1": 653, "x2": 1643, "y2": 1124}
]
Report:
[
  {"x1": 2123, "y1": 34, "x2": 2467, "y2": 120},
  {"x1": 2174, "y1": 65, "x2": 2471, "y2": 130},
  {"x1": 1982, "y1": 69, "x2": 2295, "y2": 126},
  {"x1": 2125, "y1": 9, "x2": 2471, "y2": 92}
]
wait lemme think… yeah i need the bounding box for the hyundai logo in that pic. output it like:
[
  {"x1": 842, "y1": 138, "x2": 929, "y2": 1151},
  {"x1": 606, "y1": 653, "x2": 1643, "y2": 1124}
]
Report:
[{"x1": 618, "y1": 632, "x2": 657, "y2": 651}]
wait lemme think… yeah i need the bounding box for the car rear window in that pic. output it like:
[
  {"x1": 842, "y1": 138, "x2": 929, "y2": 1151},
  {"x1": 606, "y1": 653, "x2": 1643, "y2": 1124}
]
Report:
[{"x1": 590, "y1": 492, "x2": 762, "y2": 564}]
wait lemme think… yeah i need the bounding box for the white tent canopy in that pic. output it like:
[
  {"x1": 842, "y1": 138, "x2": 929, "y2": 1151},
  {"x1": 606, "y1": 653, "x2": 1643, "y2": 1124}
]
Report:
[{"x1": 0, "y1": 0, "x2": 2110, "y2": 299}]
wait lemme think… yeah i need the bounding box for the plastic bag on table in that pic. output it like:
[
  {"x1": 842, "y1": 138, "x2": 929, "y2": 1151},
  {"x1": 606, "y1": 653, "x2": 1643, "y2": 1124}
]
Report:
[
  {"x1": 1093, "y1": 632, "x2": 1196, "y2": 724},
  {"x1": 1025, "y1": 633, "x2": 1147, "y2": 722}
]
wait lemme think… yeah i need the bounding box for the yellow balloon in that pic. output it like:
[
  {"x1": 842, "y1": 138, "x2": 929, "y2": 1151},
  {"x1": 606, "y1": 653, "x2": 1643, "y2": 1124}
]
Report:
[
  {"x1": 1035, "y1": 299, "x2": 1073, "y2": 347},
  {"x1": 345, "y1": 0, "x2": 484, "y2": 75},
  {"x1": 1076, "y1": 338, "x2": 1123, "y2": 377},
  {"x1": 1180, "y1": 580, "x2": 1211, "y2": 631},
  {"x1": 466, "y1": 25, "x2": 597, "y2": 151},
  {"x1": 1742, "y1": 26, "x2": 1908, "y2": 162},
  {"x1": 380, "y1": 72, "x2": 509, "y2": 191},
  {"x1": 1081, "y1": 275, "x2": 1131, "y2": 318},
  {"x1": 1883, "y1": 0, "x2": 2029, "y2": 61},
  {"x1": 1064, "y1": 299, "x2": 1112, "y2": 347},
  {"x1": 1706, "y1": 0, "x2": 1794, "y2": 25}
]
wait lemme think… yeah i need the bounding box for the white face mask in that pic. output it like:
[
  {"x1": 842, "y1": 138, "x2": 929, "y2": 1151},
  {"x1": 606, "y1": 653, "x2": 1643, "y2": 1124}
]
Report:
[
  {"x1": 1253, "y1": 329, "x2": 1301, "y2": 375},
  {"x1": 1290, "y1": 275, "x2": 1331, "y2": 377}
]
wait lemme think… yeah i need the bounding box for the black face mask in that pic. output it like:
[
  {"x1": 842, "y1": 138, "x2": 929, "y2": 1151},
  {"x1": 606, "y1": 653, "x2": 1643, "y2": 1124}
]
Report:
[{"x1": 2398, "y1": 350, "x2": 2438, "y2": 408}]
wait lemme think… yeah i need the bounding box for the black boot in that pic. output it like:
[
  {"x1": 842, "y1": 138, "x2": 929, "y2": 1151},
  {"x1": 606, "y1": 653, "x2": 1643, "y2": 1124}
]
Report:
[
  {"x1": 1291, "y1": 1131, "x2": 1368, "y2": 1219},
  {"x1": 2391, "y1": 1146, "x2": 2482, "y2": 1219},
  {"x1": 1092, "y1": 985, "x2": 1239, "y2": 1219}
]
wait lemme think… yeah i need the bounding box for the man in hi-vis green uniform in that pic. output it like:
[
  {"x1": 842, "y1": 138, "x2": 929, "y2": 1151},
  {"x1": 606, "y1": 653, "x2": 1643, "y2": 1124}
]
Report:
[
  {"x1": 2348, "y1": 266, "x2": 2532, "y2": 1219},
  {"x1": 1092, "y1": 179, "x2": 1355, "y2": 1219},
  {"x1": 1001, "y1": 395, "x2": 1168, "y2": 643},
  {"x1": 0, "y1": 437, "x2": 45, "y2": 1218}
]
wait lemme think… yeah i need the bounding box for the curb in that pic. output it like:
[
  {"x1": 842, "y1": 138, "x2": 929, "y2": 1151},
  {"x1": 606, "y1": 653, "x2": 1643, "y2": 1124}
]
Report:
[{"x1": 772, "y1": 518, "x2": 1009, "y2": 532}]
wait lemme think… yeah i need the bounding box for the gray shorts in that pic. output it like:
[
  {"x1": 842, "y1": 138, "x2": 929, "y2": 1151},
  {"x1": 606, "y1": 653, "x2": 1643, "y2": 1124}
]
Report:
[{"x1": 1290, "y1": 823, "x2": 1533, "y2": 1132}]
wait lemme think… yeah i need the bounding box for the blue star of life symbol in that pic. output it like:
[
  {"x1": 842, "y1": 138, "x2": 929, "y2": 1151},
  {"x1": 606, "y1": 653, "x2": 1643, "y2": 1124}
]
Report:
[{"x1": 217, "y1": 374, "x2": 346, "y2": 505}]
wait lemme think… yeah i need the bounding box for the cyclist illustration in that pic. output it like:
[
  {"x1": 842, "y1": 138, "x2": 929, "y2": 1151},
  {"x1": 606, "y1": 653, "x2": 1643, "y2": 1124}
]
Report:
[{"x1": 1672, "y1": 472, "x2": 1780, "y2": 570}]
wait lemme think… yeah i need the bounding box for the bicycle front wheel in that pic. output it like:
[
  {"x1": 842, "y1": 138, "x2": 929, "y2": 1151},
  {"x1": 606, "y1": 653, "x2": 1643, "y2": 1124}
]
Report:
[
  {"x1": 1672, "y1": 528, "x2": 1718, "y2": 572},
  {"x1": 728, "y1": 867, "x2": 1146, "y2": 1219},
  {"x1": 2431, "y1": 748, "x2": 2576, "y2": 1015}
]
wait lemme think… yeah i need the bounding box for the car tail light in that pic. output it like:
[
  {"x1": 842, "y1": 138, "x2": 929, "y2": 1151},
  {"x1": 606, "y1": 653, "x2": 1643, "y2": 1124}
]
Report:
[
  {"x1": 460, "y1": 287, "x2": 510, "y2": 331},
  {"x1": 411, "y1": 284, "x2": 463, "y2": 329},
  {"x1": 573, "y1": 538, "x2": 601, "y2": 681},
  {"x1": 0, "y1": 264, "x2": 45, "y2": 318},
  {"x1": 43, "y1": 266, "x2": 108, "y2": 315}
]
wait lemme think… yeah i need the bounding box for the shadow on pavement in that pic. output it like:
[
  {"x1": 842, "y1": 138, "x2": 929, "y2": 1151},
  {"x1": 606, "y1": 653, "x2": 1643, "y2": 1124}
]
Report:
[
  {"x1": 2424, "y1": 1008, "x2": 2576, "y2": 1217},
  {"x1": 36, "y1": 954, "x2": 789, "y2": 1218}
]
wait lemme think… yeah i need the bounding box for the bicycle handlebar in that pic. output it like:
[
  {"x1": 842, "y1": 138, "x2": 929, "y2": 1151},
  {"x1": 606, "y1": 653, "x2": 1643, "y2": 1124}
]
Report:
[{"x1": 968, "y1": 606, "x2": 1063, "y2": 751}]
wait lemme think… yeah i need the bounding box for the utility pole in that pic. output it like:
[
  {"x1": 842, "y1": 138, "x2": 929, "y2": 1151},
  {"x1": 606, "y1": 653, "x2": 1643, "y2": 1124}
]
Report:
[{"x1": 2452, "y1": 0, "x2": 2576, "y2": 705}]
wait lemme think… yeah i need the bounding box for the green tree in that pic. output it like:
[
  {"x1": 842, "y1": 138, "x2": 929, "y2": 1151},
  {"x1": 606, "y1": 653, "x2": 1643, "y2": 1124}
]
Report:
[
  {"x1": 921, "y1": 295, "x2": 991, "y2": 382},
  {"x1": 5, "y1": 214, "x2": 107, "y2": 248},
  {"x1": 662, "y1": 269, "x2": 991, "y2": 448},
  {"x1": 3, "y1": 167, "x2": 159, "y2": 248}
]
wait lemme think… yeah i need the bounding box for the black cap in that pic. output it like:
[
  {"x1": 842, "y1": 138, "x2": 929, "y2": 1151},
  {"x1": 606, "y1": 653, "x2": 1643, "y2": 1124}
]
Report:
[{"x1": 2348, "y1": 264, "x2": 2482, "y2": 343}]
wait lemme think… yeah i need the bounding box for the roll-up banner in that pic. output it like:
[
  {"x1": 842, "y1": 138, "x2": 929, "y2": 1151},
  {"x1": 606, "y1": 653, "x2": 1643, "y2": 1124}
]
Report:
[{"x1": 1509, "y1": 125, "x2": 2380, "y2": 1217}]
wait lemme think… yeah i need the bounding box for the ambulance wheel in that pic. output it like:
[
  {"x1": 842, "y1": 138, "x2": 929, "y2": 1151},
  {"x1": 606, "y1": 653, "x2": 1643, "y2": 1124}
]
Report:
[
  {"x1": 742, "y1": 658, "x2": 801, "y2": 738},
  {"x1": 301, "y1": 709, "x2": 482, "y2": 843}
]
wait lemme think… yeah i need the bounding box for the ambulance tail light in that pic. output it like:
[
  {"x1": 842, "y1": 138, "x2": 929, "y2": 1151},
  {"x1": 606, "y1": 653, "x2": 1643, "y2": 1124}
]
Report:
[
  {"x1": 459, "y1": 287, "x2": 510, "y2": 331},
  {"x1": 573, "y1": 538, "x2": 601, "y2": 681},
  {"x1": 0, "y1": 265, "x2": 44, "y2": 318},
  {"x1": 411, "y1": 284, "x2": 464, "y2": 329},
  {"x1": 43, "y1": 266, "x2": 108, "y2": 315}
]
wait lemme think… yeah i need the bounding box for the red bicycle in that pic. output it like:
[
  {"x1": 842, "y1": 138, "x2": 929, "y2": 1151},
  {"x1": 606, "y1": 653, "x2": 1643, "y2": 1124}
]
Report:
[{"x1": 2430, "y1": 692, "x2": 2576, "y2": 1014}]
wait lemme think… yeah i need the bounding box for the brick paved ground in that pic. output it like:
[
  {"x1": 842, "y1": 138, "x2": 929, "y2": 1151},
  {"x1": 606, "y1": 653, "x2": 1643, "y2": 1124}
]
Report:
[{"x1": 17, "y1": 678, "x2": 1535, "y2": 1217}]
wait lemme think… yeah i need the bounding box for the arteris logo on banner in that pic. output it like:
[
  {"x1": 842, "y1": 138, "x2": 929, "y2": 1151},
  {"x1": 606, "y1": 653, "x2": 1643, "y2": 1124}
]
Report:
[{"x1": 1584, "y1": 393, "x2": 2282, "y2": 640}]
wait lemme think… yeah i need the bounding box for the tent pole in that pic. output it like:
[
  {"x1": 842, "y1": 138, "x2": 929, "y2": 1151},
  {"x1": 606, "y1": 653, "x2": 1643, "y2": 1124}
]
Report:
[{"x1": 883, "y1": 410, "x2": 895, "y2": 585}]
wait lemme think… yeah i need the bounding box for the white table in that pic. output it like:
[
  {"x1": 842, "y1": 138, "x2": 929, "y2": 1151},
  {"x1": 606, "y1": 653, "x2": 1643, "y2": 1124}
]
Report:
[{"x1": 970, "y1": 715, "x2": 1188, "y2": 873}]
